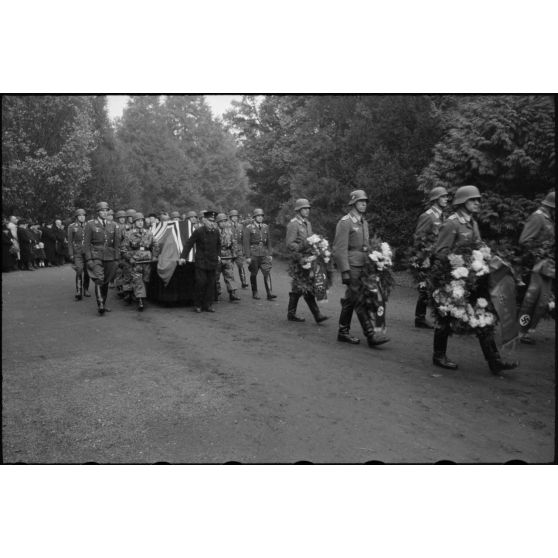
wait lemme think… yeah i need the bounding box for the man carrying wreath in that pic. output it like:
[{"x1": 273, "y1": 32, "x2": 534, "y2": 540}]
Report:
[
  {"x1": 332, "y1": 190, "x2": 390, "y2": 348},
  {"x1": 285, "y1": 198, "x2": 329, "y2": 324},
  {"x1": 431, "y1": 185, "x2": 519, "y2": 374}
]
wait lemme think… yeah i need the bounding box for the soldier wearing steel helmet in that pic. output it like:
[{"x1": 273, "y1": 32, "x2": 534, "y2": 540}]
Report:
[
  {"x1": 83, "y1": 202, "x2": 121, "y2": 315},
  {"x1": 413, "y1": 186, "x2": 450, "y2": 329},
  {"x1": 215, "y1": 212, "x2": 241, "y2": 302},
  {"x1": 67, "y1": 208, "x2": 91, "y2": 300},
  {"x1": 517, "y1": 190, "x2": 555, "y2": 344},
  {"x1": 286, "y1": 198, "x2": 329, "y2": 323},
  {"x1": 332, "y1": 190, "x2": 390, "y2": 347},
  {"x1": 120, "y1": 212, "x2": 157, "y2": 311},
  {"x1": 243, "y1": 208, "x2": 276, "y2": 300},
  {"x1": 125, "y1": 209, "x2": 136, "y2": 230},
  {"x1": 229, "y1": 209, "x2": 249, "y2": 288},
  {"x1": 431, "y1": 185, "x2": 519, "y2": 374}
]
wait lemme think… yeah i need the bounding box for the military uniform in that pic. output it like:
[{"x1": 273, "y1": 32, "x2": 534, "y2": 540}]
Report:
[
  {"x1": 84, "y1": 214, "x2": 120, "y2": 313},
  {"x1": 67, "y1": 217, "x2": 90, "y2": 299},
  {"x1": 332, "y1": 209, "x2": 375, "y2": 342},
  {"x1": 230, "y1": 218, "x2": 248, "y2": 288},
  {"x1": 431, "y1": 194, "x2": 517, "y2": 374},
  {"x1": 413, "y1": 205, "x2": 444, "y2": 326},
  {"x1": 216, "y1": 222, "x2": 239, "y2": 301},
  {"x1": 517, "y1": 205, "x2": 555, "y2": 339},
  {"x1": 120, "y1": 224, "x2": 157, "y2": 309},
  {"x1": 243, "y1": 218, "x2": 275, "y2": 300},
  {"x1": 181, "y1": 218, "x2": 221, "y2": 311},
  {"x1": 286, "y1": 212, "x2": 328, "y2": 323}
]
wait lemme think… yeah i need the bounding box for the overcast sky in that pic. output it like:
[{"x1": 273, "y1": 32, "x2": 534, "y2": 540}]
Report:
[{"x1": 106, "y1": 95, "x2": 242, "y2": 120}]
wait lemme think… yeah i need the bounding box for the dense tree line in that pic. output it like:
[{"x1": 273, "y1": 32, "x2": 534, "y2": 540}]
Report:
[{"x1": 3, "y1": 94, "x2": 554, "y2": 260}]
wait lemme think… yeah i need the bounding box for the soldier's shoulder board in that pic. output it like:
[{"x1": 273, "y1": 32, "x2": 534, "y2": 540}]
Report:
[
  {"x1": 340, "y1": 214, "x2": 350, "y2": 221},
  {"x1": 535, "y1": 209, "x2": 543, "y2": 215},
  {"x1": 448, "y1": 214, "x2": 458, "y2": 221},
  {"x1": 289, "y1": 217, "x2": 297, "y2": 223}
]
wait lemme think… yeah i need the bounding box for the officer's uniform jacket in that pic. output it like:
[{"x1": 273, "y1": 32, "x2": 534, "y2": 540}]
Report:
[
  {"x1": 67, "y1": 221, "x2": 87, "y2": 258},
  {"x1": 286, "y1": 215, "x2": 313, "y2": 253},
  {"x1": 332, "y1": 210, "x2": 370, "y2": 273},
  {"x1": 83, "y1": 217, "x2": 120, "y2": 261},
  {"x1": 434, "y1": 210, "x2": 482, "y2": 256},
  {"x1": 519, "y1": 207, "x2": 554, "y2": 248},
  {"x1": 243, "y1": 221, "x2": 272, "y2": 257},
  {"x1": 414, "y1": 205, "x2": 444, "y2": 240},
  {"x1": 230, "y1": 221, "x2": 244, "y2": 257},
  {"x1": 181, "y1": 223, "x2": 221, "y2": 270}
]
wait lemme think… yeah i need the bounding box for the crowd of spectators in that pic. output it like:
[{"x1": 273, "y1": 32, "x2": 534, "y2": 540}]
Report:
[{"x1": 2, "y1": 216, "x2": 70, "y2": 272}]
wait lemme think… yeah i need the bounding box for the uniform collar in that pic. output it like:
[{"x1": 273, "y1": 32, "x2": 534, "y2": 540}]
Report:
[
  {"x1": 294, "y1": 214, "x2": 307, "y2": 225},
  {"x1": 540, "y1": 206, "x2": 551, "y2": 219},
  {"x1": 349, "y1": 209, "x2": 363, "y2": 223},
  {"x1": 455, "y1": 209, "x2": 472, "y2": 224},
  {"x1": 430, "y1": 205, "x2": 442, "y2": 217}
]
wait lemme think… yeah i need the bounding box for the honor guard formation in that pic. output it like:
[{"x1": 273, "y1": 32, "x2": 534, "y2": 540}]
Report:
[{"x1": 3, "y1": 187, "x2": 554, "y2": 377}]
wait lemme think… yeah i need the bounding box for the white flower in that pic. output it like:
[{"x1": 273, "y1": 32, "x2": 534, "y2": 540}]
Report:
[
  {"x1": 380, "y1": 242, "x2": 392, "y2": 258},
  {"x1": 476, "y1": 297, "x2": 488, "y2": 308},
  {"x1": 323, "y1": 257, "x2": 330, "y2": 263},
  {"x1": 448, "y1": 254, "x2": 465, "y2": 268},
  {"x1": 451, "y1": 266, "x2": 469, "y2": 279},
  {"x1": 307, "y1": 255, "x2": 316, "y2": 262},
  {"x1": 479, "y1": 245, "x2": 491, "y2": 259},
  {"x1": 471, "y1": 259, "x2": 483, "y2": 271},
  {"x1": 549, "y1": 301, "x2": 555, "y2": 311},
  {"x1": 307, "y1": 234, "x2": 320, "y2": 245},
  {"x1": 302, "y1": 262, "x2": 311, "y2": 269},
  {"x1": 324, "y1": 250, "x2": 331, "y2": 257}
]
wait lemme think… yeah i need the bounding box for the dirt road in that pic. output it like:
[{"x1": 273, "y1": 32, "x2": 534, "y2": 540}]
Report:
[{"x1": 2, "y1": 261, "x2": 555, "y2": 463}]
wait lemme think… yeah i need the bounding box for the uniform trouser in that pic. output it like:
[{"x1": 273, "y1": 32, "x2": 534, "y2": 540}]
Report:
[
  {"x1": 518, "y1": 271, "x2": 553, "y2": 333},
  {"x1": 130, "y1": 261, "x2": 151, "y2": 298},
  {"x1": 72, "y1": 253, "x2": 90, "y2": 290},
  {"x1": 415, "y1": 285, "x2": 429, "y2": 320},
  {"x1": 235, "y1": 257, "x2": 247, "y2": 285},
  {"x1": 119, "y1": 260, "x2": 133, "y2": 291},
  {"x1": 87, "y1": 259, "x2": 118, "y2": 288},
  {"x1": 249, "y1": 255, "x2": 273, "y2": 293},
  {"x1": 289, "y1": 282, "x2": 323, "y2": 320},
  {"x1": 216, "y1": 259, "x2": 238, "y2": 295},
  {"x1": 194, "y1": 267, "x2": 217, "y2": 309},
  {"x1": 433, "y1": 325, "x2": 502, "y2": 364},
  {"x1": 338, "y1": 267, "x2": 375, "y2": 336}
]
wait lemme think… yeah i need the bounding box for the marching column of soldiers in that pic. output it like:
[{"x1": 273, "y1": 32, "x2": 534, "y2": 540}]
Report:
[{"x1": 68, "y1": 187, "x2": 554, "y2": 375}]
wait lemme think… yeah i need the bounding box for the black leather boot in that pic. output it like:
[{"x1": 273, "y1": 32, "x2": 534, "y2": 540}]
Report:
[
  {"x1": 95, "y1": 284, "x2": 105, "y2": 315},
  {"x1": 250, "y1": 275, "x2": 260, "y2": 299},
  {"x1": 337, "y1": 298, "x2": 359, "y2": 343},
  {"x1": 304, "y1": 293, "x2": 328, "y2": 323},
  {"x1": 137, "y1": 297, "x2": 144, "y2": 311},
  {"x1": 264, "y1": 275, "x2": 277, "y2": 300},
  {"x1": 433, "y1": 327, "x2": 457, "y2": 369},
  {"x1": 229, "y1": 290, "x2": 241, "y2": 302},
  {"x1": 83, "y1": 273, "x2": 90, "y2": 297},
  {"x1": 357, "y1": 307, "x2": 390, "y2": 347},
  {"x1": 101, "y1": 284, "x2": 111, "y2": 312},
  {"x1": 477, "y1": 331, "x2": 519, "y2": 375},
  {"x1": 288, "y1": 292, "x2": 305, "y2": 322},
  {"x1": 75, "y1": 276, "x2": 82, "y2": 300},
  {"x1": 239, "y1": 266, "x2": 248, "y2": 288}
]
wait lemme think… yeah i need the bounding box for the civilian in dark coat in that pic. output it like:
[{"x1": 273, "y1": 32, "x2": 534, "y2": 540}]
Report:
[
  {"x1": 42, "y1": 224, "x2": 57, "y2": 266},
  {"x1": 17, "y1": 221, "x2": 35, "y2": 270},
  {"x1": 179, "y1": 210, "x2": 221, "y2": 312},
  {"x1": 2, "y1": 222, "x2": 18, "y2": 272},
  {"x1": 52, "y1": 219, "x2": 68, "y2": 265}
]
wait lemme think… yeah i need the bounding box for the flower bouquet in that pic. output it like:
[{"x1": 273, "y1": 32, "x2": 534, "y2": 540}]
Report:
[
  {"x1": 288, "y1": 234, "x2": 332, "y2": 300},
  {"x1": 408, "y1": 228, "x2": 439, "y2": 288},
  {"x1": 428, "y1": 245, "x2": 499, "y2": 334},
  {"x1": 356, "y1": 236, "x2": 395, "y2": 330}
]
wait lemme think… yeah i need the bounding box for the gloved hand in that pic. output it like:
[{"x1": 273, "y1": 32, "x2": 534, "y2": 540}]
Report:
[{"x1": 341, "y1": 271, "x2": 351, "y2": 285}]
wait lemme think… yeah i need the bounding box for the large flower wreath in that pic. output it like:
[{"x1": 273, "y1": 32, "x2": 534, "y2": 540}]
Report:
[
  {"x1": 408, "y1": 228, "x2": 439, "y2": 288},
  {"x1": 428, "y1": 245, "x2": 499, "y2": 334},
  {"x1": 288, "y1": 234, "x2": 332, "y2": 300},
  {"x1": 355, "y1": 236, "x2": 395, "y2": 330}
]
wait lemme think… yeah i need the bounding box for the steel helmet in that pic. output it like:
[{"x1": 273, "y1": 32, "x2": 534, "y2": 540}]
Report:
[
  {"x1": 429, "y1": 186, "x2": 449, "y2": 202},
  {"x1": 126, "y1": 209, "x2": 136, "y2": 217},
  {"x1": 170, "y1": 211, "x2": 180, "y2": 219},
  {"x1": 348, "y1": 190, "x2": 368, "y2": 205},
  {"x1": 253, "y1": 208, "x2": 265, "y2": 217},
  {"x1": 216, "y1": 213, "x2": 228, "y2": 223},
  {"x1": 452, "y1": 185, "x2": 481, "y2": 206},
  {"x1": 115, "y1": 210, "x2": 127, "y2": 219},
  {"x1": 96, "y1": 201, "x2": 109, "y2": 211},
  {"x1": 186, "y1": 211, "x2": 197, "y2": 218},
  {"x1": 229, "y1": 209, "x2": 239, "y2": 217},
  {"x1": 74, "y1": 208, "x2": 86, "y2": 217},
  {"x1": 542, "y1": 191, "x2": 555, "y2": 209},
  {"x1": 294, "y1": 198, "x2": 311, "y2": 211},
  {"x1": 133, "y1": 212, "x2": 144, "y2": 222}
]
